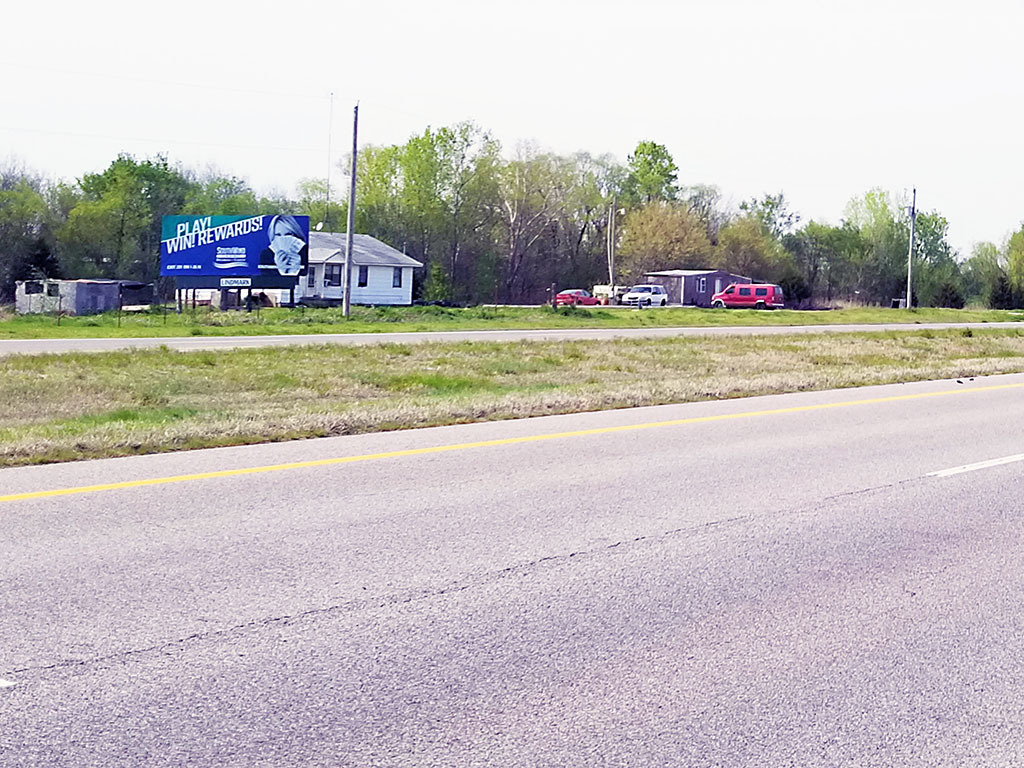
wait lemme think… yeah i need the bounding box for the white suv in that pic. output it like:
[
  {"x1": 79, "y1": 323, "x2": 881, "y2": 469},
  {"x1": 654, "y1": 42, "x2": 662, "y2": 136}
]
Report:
[{"x1": 621, "y1": 284, "x2": 668, "y2": 306}]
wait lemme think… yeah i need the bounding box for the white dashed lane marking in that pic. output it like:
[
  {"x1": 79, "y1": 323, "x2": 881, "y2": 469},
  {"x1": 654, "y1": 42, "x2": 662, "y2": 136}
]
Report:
[{"x1": 928, "y1": 452, "x2": 1024, "y2": 478}]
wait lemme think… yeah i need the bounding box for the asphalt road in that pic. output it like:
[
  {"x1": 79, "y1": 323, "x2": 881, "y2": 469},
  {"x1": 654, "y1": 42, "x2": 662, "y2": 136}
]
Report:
[
  {"x1": 4, "y1": 374, "x2": 1024, "y2": 765},
  {"x1": 2, "y1": 320, "x2": 1022, "y2": 356}
]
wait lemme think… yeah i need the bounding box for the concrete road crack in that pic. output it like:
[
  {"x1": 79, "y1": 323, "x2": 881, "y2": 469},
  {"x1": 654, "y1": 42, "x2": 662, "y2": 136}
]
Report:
[
  {"x1": 8, "y1": 514, "x2": 750, "y2": 680},
  {"x1": 8, "y1": 475, "x2": 925, "y2": 682}
]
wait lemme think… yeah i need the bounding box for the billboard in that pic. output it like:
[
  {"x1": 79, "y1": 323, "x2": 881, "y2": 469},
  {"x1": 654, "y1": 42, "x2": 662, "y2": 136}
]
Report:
[{"x1": 161, "y1": 215, "x2": 309, "y2": 287}]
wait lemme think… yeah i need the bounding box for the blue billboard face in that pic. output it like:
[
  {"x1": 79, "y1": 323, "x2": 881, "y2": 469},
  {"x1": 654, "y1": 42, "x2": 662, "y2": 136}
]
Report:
[{"x1": 160, "y1": 215, "x2": 310, "y2": 280}]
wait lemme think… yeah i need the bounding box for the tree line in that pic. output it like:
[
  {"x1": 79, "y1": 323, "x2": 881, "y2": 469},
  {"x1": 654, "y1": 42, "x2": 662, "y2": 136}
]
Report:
[{"x1": 3, "y1": 123, "x2": 1023, "y2": 308}]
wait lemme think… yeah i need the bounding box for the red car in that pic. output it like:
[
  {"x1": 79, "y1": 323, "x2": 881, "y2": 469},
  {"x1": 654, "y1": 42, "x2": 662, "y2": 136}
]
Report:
[
  {"x1": 555, "y1": 289, "x2": 601, "y2": 306},
  {"x1": 711, "y1": 283, "x2": 785, "y2": 309}
]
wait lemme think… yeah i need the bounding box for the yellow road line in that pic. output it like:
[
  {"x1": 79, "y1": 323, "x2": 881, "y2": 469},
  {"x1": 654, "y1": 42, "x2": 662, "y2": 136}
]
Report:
[{"x1": 3, "y1": 381, "x2": 1022, "y2": 504}]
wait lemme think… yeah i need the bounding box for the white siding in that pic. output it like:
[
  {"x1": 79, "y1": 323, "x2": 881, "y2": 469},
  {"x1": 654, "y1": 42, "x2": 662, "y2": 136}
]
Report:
[
  {"x1": 352, "y1": 265, "x2": 413, "y2": 305},
  {"x1": 296, "y1": 264, "x2": 414, "y2": 305}
]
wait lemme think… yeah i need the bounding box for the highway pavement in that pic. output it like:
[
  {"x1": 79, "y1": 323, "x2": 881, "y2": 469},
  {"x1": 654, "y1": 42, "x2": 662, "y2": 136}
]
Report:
[
  {"x1": 4, "y1": 374, "x2": 1024, "y2": 765},
  {"x1": 2, "y1": 320, "x2": 1023, "y2": 356}
]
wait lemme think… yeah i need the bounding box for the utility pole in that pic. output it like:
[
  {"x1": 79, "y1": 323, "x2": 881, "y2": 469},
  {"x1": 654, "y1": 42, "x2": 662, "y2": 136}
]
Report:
[
  {"x1": 906, "y1": 187, "x2": 917, "y2": 309},
  {"x1": 607, "y1": 198, "x2": 617, "y2": 289},
  {"x1": 325, "y1": 91, "x2": 333, "y2": 230},
  {"x1": 342, "y1": 103, "x2": 359, "y2": 318}
]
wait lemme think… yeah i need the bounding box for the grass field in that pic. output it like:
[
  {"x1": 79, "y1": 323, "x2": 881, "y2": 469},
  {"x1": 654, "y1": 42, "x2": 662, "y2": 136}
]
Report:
[
  {"x1": 2, "y1": 303, "x2": 1023, "y2": 339},
  {"x1": 3, "y1": 326, "x2": 1024, "y2": 467}
]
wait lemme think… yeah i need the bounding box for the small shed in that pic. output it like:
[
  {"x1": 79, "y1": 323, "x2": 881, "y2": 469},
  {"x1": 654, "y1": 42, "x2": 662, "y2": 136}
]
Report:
[
  {"x1": 15, "y1": 279, "x2": 153, "y2": 315},
  {"x1": 642, "y1": 269, "x2": 751, "y2": 307},
  {"x1": 298, "y1": 232, "x2": 423, "y2": 306}
]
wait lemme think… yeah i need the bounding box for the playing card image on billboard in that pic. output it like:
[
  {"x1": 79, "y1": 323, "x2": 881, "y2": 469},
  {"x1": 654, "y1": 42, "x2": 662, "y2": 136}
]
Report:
[{"x1": 160, "y1": 215, "x2": 309, "y2": 285}]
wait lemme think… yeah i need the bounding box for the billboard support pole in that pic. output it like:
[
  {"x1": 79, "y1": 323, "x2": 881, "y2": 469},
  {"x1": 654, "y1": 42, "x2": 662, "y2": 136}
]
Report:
[{"x1": 343, "y1": 103, "x2": 359, "y2": 318}]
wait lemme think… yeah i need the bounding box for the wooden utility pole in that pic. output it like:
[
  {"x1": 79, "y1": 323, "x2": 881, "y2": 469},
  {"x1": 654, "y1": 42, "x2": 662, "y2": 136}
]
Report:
[
  {"x1": 325, "y1": 91, "x2": 333, "y2": 230},
  {"x1": 607, "y1": 198, "x2": 617, "y2": 289},
  {"x1": 906, "y1": 187, "x2": 917, "y2": 309},
  {"x1": 342, "y1": 104, "x2": 359, "y2": 318}
]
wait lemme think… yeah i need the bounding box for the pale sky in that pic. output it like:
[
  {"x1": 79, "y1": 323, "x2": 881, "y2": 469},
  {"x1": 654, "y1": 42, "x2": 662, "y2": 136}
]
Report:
[{"x1": 4, "y1": 0, "x2": 1022, "y2": 256}]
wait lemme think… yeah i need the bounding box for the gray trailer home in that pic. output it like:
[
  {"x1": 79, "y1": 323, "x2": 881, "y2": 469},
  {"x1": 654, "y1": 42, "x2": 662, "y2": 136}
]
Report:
[
  {"x1": 15, "y1": 279, "x2": 152, "y2": 315},
  {"x1": 642, "y1": 269, "x2": 751, "y2": 307}
]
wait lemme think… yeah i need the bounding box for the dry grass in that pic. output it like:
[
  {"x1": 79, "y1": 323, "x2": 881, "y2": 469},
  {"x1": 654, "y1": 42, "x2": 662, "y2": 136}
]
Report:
[
  {"x1": 3, "y1": 327, "x2": 1024, "y2": 467},
  {"x1": 3, "y1": 302, "x2": 1024, "y2": 339}
]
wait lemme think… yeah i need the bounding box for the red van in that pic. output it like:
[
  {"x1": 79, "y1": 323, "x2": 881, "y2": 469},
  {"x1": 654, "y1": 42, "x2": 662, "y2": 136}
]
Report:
[{"x1": 711, "y1": 283, "x2": 785, "y2": 309}]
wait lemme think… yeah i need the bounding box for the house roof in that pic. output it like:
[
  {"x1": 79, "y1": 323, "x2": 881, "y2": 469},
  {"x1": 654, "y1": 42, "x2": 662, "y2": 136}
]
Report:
[
  {"x1": 17, "y1": 279, "x2": 150, "y2": 287},
  {"x1": 309, "y1": 232, "x2": 423, "y2": 268},
  {"x1": 645, "y1": 269, "x2": 721, "y2": 277},
  {"x1": 643, "y1": 270, "x2": 757, "y2": 282}
]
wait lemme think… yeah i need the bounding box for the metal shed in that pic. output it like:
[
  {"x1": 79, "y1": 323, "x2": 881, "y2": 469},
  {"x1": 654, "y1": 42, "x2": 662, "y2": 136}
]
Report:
[{"x1": 642, "y1": 269, "x2": 751, "y2": 307}]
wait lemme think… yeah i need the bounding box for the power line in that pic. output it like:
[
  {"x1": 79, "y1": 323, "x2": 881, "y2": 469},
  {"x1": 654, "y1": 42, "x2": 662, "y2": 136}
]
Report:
[
  {"x1": 0, "y1": 124, "x2": 322, "y2": 154},
  {"x1": 0, "y1": 60, "x2": 468, "y2": 132},
  {"x1": 0, "y1": 61, "x2": 340, "y2": 103}
]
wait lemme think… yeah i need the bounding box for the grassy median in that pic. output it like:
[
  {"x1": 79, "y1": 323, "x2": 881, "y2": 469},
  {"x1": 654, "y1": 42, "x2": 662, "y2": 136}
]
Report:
[
  {"x1": 2, "y1": 304, "x2": 1024, "y2": 339},
  {"x1": 3, "y1": 327, "x2": 1024, "y2": 467}
]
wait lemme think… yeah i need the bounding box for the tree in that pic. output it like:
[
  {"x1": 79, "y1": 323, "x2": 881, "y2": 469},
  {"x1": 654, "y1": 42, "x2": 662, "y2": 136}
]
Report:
[
  {"x1": 1006, "y1": 225, "x2": 1024, "y2": 301},
  {"x1": 990, "y1": 272, "x2": 1016, "y2": 309},
  {"x1": 0, "y1": 163, "x2": 52, "y2": 300},
  {"x1": 782, "y1": 221, "x2": 839, "y2": 301},
  {"x1": 713, "y1": 216, "x2": 789, "y2": 283},
  {"x1": 58, "y1": 154, "x2": 192, "y2": 281},
  {"x1": 353, "y1": 144, "x2": 404, "y2": 245},
  {"x1": 293, "y1": 178, "x2": 343, "y2": 230},
  {"x1": 618, "y1": 203, "x2": 711, "y2": 279},
  {"x1": 911, "y1": 211, "x2": 960, "y2": 307},
  {"x1": 543, "y1": 152, "x2": 625, "y2": 292},
  {"x1": 58, "y1": 160, "x2": 149, "y2": 279},
  {"x1": 349, "y1": 124, "x2": 502, "y2": 303},
  {"x1": 740, "y1": 193, "x2": 800, "y2": 239},
  {"x1": 422, "y1": 260, "x2": 453, "y2": 303},
  {"x1": 683, "y1": 184, "x2": 727, "y2": 244},
  {"x1": 842, "y1": 189, "x2": 909, "y2": 304},
  {"x1": 932, "y1": 278, "x2": 965, "y2": 309},
  {"x1": 623, "y1": 141, "x2": 678, "y2": 205},
  {"x1": 493, "y1": 148, "x2": 562, "y2": 302},
  {"x1": 184, "y1": 173, "x2": 261, "y2": 217},
  {"x1": 398, "y1": 128, "x2": 449, "y2": 267},
  {"x1": 433, "y1": 123, "x2": 501, "y2": 302},
  {"x1": 961, "y1": 242, "x2": 1004, "y2": 305}
]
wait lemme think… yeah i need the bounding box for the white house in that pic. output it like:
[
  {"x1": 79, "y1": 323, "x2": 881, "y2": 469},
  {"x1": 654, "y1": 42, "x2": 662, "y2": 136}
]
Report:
[{"x1": 299, "y1": 232, "x2": 423, "y2": 305}]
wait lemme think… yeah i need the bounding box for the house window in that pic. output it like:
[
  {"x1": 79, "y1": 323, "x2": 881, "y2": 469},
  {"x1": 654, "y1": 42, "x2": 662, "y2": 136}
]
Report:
[
  {"x1": 358, "y1": 265, "x2": 368, "y2": 288},
  {"x1": 46, "y1": 283, "x2": 60, "y2": 297},
  {"x1": 698, "y1": 277, "x2": 707, "y2": 293},
  {"x1": 307, "y1": 266, "x2": 317, "y2": 288},
  {"x1": 23, "y1": 281, "x2": 42, "y2": 294},
  {"x1": 324, "y1": 264, "x2": 343, "y2": 287},
  {"x1": 715, "y1": 279, "x2": 722, "y2": 293},
  {"x1": 393, "y1": 267, "x2": 402, "y2": 288}
]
